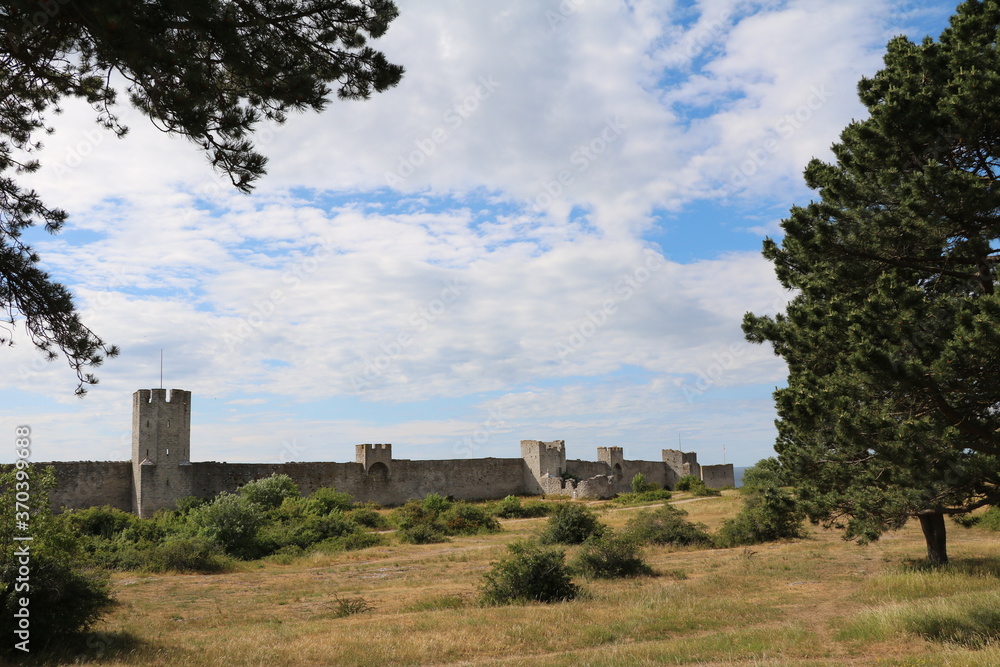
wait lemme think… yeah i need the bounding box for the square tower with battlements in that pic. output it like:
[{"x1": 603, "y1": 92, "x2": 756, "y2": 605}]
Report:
[{"x1": 132, "y1": 389, "x2": 193, "y2": 517}]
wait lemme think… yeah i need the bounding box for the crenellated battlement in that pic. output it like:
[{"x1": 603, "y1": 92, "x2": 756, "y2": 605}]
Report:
[{"x1": 135, "y1": 388, "x2": 191, "y2": 405}]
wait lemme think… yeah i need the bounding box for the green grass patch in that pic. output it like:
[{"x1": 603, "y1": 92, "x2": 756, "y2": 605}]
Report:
[
  {"x1": 610, "y1": 489, "x2": 673, "y2": 505},
  {"x1": 403, "y1": 594, "x2": 468, "y2": 612},
  {"x1": 839, "y1": 590, "x2": 1000, "y2": 647}
]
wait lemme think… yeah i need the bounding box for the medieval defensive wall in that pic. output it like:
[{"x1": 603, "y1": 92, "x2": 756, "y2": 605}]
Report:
[{"x1": 33, "y1": 389, "x2": 735, "y2": 517}]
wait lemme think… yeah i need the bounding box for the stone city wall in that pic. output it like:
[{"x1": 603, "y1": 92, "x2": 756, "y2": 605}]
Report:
[{"x1": 22, "y1": 461, "x2": 134, "y2": 513}]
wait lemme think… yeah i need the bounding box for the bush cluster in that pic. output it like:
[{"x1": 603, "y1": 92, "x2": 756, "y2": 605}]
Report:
[
  {"x1": 480, "y1": 504, "x2": 660, "y2": 604},
  {"x1": 489, "y1": 495, "x2": 551, "y2": 519},
  {"x1": 570, "y1": 534, "x2": 652, "y2": 579},
  {"x1": 740, "y1": 457, "x2": 788, "y2": 489},
  {"x1": 675, "y1": 474, "x2": 721, "y2": 497},
  {"x1": 0, "y1": 467, "x2": 114, "y2": 655},
  {"x1": 391, "y1": 494, "x2": 501, "y2": 544},
  {"x1": 977, "y1": 506, "x2": 1000, "y2": 531},
  {"x1": 716, "y1": 485, "x2": 804, "y2": 547},
  {"x1": 480, "y1": 541, "x2": 579, "y2": 605},
  {"x1": 61, "y1": 475, "x2": 388, "y2": 571},
  {"x1": 609, "y1": 474, "x2": 673, "y2": 505},
  {"x1": 631, "y1": 473, "x2": 658, "y2": 494},
  {"x1": 539, "y1": 503, "x2": 606, "y2": 545},
  {"x1": 622, "y1": 503, "x2": 713, "y2": 547}
]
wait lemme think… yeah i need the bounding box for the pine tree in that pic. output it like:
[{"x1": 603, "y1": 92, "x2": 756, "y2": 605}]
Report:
[
  {"x1": 0, "y1": 0, "x2": 404, "y2": 393},
  {"x1": 743, "y1": 0, "x2": 1000, "y2": 564}
]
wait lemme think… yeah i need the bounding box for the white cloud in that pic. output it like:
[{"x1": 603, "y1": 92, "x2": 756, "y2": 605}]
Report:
[{"x1": 2, "y1": 0, "x2": 959, "y2": 466}]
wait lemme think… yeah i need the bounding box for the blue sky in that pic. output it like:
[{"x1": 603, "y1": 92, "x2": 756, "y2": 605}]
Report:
[{"x1": 0, "y1": 0, "x2": 960, "y2": 467}]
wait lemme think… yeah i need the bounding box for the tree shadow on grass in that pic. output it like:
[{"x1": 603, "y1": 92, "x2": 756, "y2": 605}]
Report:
[
  {"x1": 6, "y1": 630, "x2": 153, "y2": 665},
  {"x1": 900, "y1": 556, "x2": 1000, "y2": 577}
]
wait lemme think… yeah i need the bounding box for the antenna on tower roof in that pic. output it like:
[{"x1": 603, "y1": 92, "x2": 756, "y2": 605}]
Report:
[{"x1": 160, "y1": 349, "x2": 163, "y2": 389}]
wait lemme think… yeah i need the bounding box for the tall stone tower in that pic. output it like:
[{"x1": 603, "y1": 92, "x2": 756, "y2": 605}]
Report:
[{"x1": 132, "y1": 389, "x2": 193, "y2": 517}]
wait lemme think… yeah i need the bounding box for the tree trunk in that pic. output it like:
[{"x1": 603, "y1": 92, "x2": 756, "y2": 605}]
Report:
[{"x1": 918, "y1": 512, "x2": 948, "y2": 565}]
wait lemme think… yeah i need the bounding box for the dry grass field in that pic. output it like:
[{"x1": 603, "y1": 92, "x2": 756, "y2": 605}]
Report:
[{"x1": 40, "y1": 491, "x2": 1000, "y2": 666}]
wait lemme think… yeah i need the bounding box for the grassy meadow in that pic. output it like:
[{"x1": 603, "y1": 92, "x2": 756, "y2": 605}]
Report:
[{"x1": 35, "y1": 491, "x2": 1000, "y2": 666}]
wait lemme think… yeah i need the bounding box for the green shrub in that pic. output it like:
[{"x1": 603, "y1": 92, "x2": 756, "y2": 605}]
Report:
[
  {"x1": 147, "y1": 537, "x2": 232, "y2": 573},
  {"x1": 716, "y1": 486, "x2": 804, "y2": 547},
  {"x1": 539, "y1": 503, "x2": 606, "y2": 545},
  {"x1": 623, "y1": 503, "x2": 714, "y2": 547},
  {"x1": 491, "y1": 496, "x2": 550, "y2": 518},
  {"x1": 348, "y1": 506, "x2": 389, "y2": 529},
  {"x1": 257, "y1": 510, "x2": 362, "y2": 554},
  {"x1": 398, "y1": 523, "x2": 449, "y2": 544},
  {"x1": 1, "y1": 548, "x2": 113, "y2": 652},
  {"x1": 188, "y1": 492, "x2": 266, "y2": 559},
  {"x1": 63, "y1": 505, "x2": 142, "y2": 539},
  {"x1": 309, "y1": 486, "x2": 355, "y2": 514},
  {"x1": 480, "y1": 540, "x2": 578, "y2": 605},
  {"x1": 611, "y1": 489, "x2": 673, "y2": 505},
  {"x1": 239, "y1": 474, "x2": 300, "y2": 509},
  {"x1": 274, "y1": 495, "x2": 326, "y2": 519},
  {"x1": 440, "y1": 503, "x2": 501, "y2": 535},
  {"x1": 391, "y1": 498, "x2": 441, "y2": 531},
  {"x1": 310, "y1": 531, "x2": 386, "y2": 554},
  {"x1": 0, "y1": 467, "x2": 113, "y2": 654},
  {"x1": 391, "y1": 495, "x2": 496, "y2": 539},
  {"x1": 61, "y1": 506, "x2": 166, "y2": 570},
  {"x1": 420, "y1": 493, "x2": 453, "y2": 515},
  {"x1": 174, "y1": 495, "x2": 210, "y2": 515},
  {"x1": 491, "y1": 495, "x2": 525, "y2": 518},
  {"x1": 674, "y1": 474, "x2": 699, "y2": 491},
  {"x1": 520, "y1": 500, "x2": 552, "y2": 518},
  {"x1": 675, "y1": 475, "x2": 720, "y2": 496},
  {"x1": 631, "y1": 473, "x2": 658, "y2": 494},
  {"x1": 740, "y1": 457, "x2": 788, "y2": 490},
  {"x1": 571, "y1": 534, "x2": 652, "y2": 578},
  {"x1": 978, "y1": 506, "x2": 1000, "y2": 531}
]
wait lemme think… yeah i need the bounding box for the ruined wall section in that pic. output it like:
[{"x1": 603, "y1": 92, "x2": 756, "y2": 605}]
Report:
[
  {"x1": 538, "y1": 472, "x2": 616, "y2": 500},
  {"x1": 621, "y1": 460, "x2": 671, "y2": 492},
  {"x1": 701, "y1": 464, "x2": 735, "y2": 489},
  {"x1": 663, "y1": 449, "x2": 702, "y2": 489},
  {"x1": 564, "y1": 459, "x2": 608, "y2": 480}
]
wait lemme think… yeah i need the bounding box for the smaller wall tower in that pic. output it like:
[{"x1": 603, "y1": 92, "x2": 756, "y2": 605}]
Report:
[
  {"x1": 356, "y1": 443, "x2": 392, "y2": 480},
  {"x1": 597, "y1": 446, "x2": 624, "y2": 481}
]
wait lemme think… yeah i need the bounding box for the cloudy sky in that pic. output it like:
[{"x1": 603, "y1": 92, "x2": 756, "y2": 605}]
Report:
[{"x1": 1, "y1": 0, "x2": 958, "y2": 467}]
